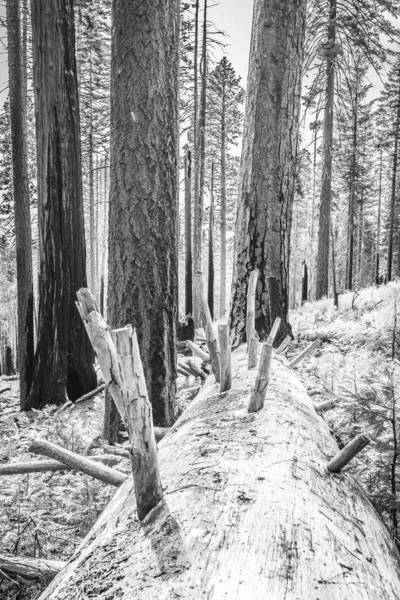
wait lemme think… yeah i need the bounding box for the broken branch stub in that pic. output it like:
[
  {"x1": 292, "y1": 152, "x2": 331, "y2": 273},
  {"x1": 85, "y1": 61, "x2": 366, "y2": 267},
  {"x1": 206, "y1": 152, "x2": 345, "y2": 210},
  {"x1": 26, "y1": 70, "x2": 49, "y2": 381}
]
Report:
[
  {"x1": 246, "y1": 269, "x2": 259, "y2": 351},
  {"x1": 76, "y1": 288, "x2": 163, "y2": 520},
  {"x1": 111, "y1": 326, "x2": 163, "y2": 520},
  {"x1": 248, "y1": 342, "x2": 273, "y2": 413},
  {"x1": 248, "y1": 330, "x2": 259, "y2": 369},
  {"x1": 218, "y1": 323, "x2": 232, "y2": 393},
  {"x1": 195, "y1": 273, "x2": 220, "y2": 382},
  {"x1": 276, "y1": 335, "x2": 291, "y2": 355},
  {"x1": 186, "y1": 340, "x2": 210, "y2": 363},
  {"x1": 327, "y1": 433, "x2": 371, "y2": 473}
]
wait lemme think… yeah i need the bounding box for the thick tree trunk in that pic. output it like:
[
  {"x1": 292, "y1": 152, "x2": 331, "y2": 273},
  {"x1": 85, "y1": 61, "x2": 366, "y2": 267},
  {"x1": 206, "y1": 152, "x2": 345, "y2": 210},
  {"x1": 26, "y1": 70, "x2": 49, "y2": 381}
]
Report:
[
  {"x1": 38, "y1": 346, "x2": 400, "y2": 599},
  {"x1": 6, "y1": 0, "x2": 35, "y2": 408},
  {"x1": 230, "y1": 0, "x2": 306, "y2": 346},
  {"x1": 107, "y1": 0, "x2": 179, "y2": 426},
  {"x1": 25, "y1": 0, "x2": 96, "y2": 409},
  {"x1": 192, "y1": 0, "x2": 201, "y2": 327},
  {"x1": 185, "y1": 150, "x2": 193, "y2": 316},
  {"x1": 315, "y1": 0, "x2": 336, "y2": 300}
]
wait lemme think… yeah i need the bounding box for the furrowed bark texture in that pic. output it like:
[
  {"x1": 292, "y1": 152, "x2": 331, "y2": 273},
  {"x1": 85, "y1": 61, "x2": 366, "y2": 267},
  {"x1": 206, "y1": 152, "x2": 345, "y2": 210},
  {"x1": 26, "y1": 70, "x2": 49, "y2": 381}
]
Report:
[
  {"x1": 39, "y1": 346, "x2": 400, "y2": 600},
  {"x1": 0, "y1": 555, "x2": 65, "y2": 585},
  {"x1": 230, "y1": 0, "x2": 306, "y2": 346},
  {"x1": 25, "y1": 0, "x2": 96, "y2": 409},
  {"x1": 6, "y1": 0, "x2": 34, "y2": 408},
  {"x1": 108, "y1": 0, "x2": 179, "y2": 426}
]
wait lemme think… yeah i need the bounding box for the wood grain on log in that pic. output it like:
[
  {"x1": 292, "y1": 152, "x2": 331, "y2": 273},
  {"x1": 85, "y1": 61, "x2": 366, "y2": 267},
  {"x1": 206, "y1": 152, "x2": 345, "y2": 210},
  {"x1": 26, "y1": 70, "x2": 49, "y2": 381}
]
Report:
[
  {"x1": 0, "y1": 555, "x2": 65, "y2": 584},
  {"x1": 246, "y1": 269, "x2": 259, "y2": 351},
  {"x1": 0, "y1": 454, "x2": 121, "y2": 475},
  {"x1": 38, "y1": 347, "x2": 400, "y2": 600},
  {"x1": 29, "y1": 439, "x2": 126, "y2": 486}
]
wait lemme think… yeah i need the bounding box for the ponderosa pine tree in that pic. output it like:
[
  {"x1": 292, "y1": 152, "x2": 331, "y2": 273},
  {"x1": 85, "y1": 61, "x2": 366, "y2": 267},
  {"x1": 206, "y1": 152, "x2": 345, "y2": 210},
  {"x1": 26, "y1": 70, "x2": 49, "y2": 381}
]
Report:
[
  {"x1": 5, "y1": 0, "x2": 34, "y2": 407},
  {"x1": 25, "y1": 0, "x2": 96, "y2": 410},
  {"x1": 208, "y1": 57, "x2": 244, "y2": 317},
  {"x1": 230, "y1": 0, "x2": 307, "y2": 346},
  {"x1": 107, "y1": 0, "x2": 179, "y2": 426}
]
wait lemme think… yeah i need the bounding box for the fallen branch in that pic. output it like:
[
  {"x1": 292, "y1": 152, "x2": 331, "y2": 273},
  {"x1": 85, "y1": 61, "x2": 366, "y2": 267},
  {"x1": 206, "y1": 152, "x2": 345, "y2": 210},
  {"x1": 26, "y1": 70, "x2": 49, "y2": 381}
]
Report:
[
  {"x1": 288, "y1": 339, "x2": 319, "y2": 369},
  {"x1": 187, "y1": 359, "x2": 207, "y2": 381},
  {"x1": 74, "y1": 384, "x2": 106, "y2": 405},
  {"x1": 0, "y1": 454, "x2": 121, "y2": 476},
  {"x1": 29, "y1": 439, "x2": 127, "y2": 487},
  {"x1": 0, "y1": 555, "x2": 65, "y2": 585},
  {"x1": 102, "y1": 445, "x2": 130, "y2": 459},
  {"x1": 276, "y1": 335, "x2": 291, "y2": 355},
  {"x1": 177, "y1": 366, "x2": 189, "y2": 377},
  {"x1": 186, "y1": 340, "x2": 210, "y2": 363},
  {"x1": 308, "y1": 389, "x2": 322, "y2": 397},
  {"x1": 0, "y1": 387, "x2": 11, "y2": 395},
  {"x1": 315, "y1": 400, "x2": 336, "y2": 413}
]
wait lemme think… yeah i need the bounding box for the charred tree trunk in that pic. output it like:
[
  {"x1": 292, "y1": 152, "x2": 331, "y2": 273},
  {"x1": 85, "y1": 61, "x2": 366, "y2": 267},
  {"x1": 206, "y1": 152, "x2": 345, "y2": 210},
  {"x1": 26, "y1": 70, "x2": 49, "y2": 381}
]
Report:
[
  {"x1": 25, "y1": 0, "x2": 96, "y2": 409},
  {"x1": 38, "y1": 346, "x2": 400, "y2": 600},
  {"x1": 315, "y1": 0, "x2": 336, "y2": 300},
  {"x1": 230, "y1": 0, "x2": 306, "y2": 345},
  {"x1": 185, "y1": 150, "x2": 193, "y2": 316},
  {"x1": 6, "y1": 0, "x2": 35, "y2": 407},
  {"x1": 301, "y1": 262, "x2": 308, "y2": 305},
  {"x1": 107, "y1": 0, "x2": 179, "y2": 426}
]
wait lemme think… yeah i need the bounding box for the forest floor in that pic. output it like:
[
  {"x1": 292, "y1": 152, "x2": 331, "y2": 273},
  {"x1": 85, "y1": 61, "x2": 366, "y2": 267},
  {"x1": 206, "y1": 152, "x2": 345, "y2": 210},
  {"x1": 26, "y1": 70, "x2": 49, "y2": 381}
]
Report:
[{"x1": 1, "y1": 281, "x2": 399, "y2": 599}]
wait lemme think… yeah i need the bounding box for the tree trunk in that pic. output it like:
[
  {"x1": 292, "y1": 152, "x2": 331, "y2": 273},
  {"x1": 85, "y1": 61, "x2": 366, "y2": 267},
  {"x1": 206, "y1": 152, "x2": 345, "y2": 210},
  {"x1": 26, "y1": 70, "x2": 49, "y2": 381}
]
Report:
[
  {"x1": 193, "y1": 0, "x2": 208, "y2": 328},
  {"x1": 38, "y1": 345, "x2": 400, "y2": 600},
  {"x1": 6, "y1": 0, "x2": 35, "y2": 408},
  {"x1": 208, "y1": 163, "x2": 214, "y2": 319},
  {"x1": 331, "y1": 223, "x2": 338, "y2": 308},
  {"x1": 107, "y1": 0, "x2": 179, "y2": 426},
  {"x1": 389, "y1": 91, "x2": 400, "y2": 281},
  {"x1": 375, "y1": 145, "x2": 383, "y2": 284},
  {"x1": 346, "y1": 92, "x2": 357, "y2": 291},
  {"x1": 220, "y1": 90, "x2": 227, "y2": 317},
  {"x1": 315, "y1": 0, "x2": 336, "y2": 300},
  {"x1": 192, "y1": 0, "x2": 201, "y2": 327},
  {"x1": 25, "y1": 0, "x2": 96, "y2": 409},
  {"x1": 89, "y1": 55, "x2": 97, "y2": 301},
  {"x1": 230, "y1": 0, "x2": 306, "y2": 346},
  {"x1": 185, "y1": 150, "x2": 193, "y2": 316},
  {"x1": 301, "y1": 262, "x2": 308, "y2": 305}
]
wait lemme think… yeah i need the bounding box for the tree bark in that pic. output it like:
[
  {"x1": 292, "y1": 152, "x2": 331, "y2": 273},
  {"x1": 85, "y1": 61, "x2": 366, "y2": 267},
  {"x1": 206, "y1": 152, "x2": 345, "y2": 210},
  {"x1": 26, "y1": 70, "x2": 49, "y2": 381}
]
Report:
[
  {"x1": 315, "y1": 0, "x2": 337, "y2": 299},
  {"x1": 38, "y1": 345, "x2": 400, "y2": 600},
  {"x1": 107, "y1": 0, "x2": 179, "y2": 426},
  {"x1": 185, "y1": 150, "x2": 193, "y2": 316},
  {"x1": 230, "y1": 0, "x2": 306, "y2": 345},
  {"x1": 220, "y1": 92, "x2": 227, "y2": 316},
  {"x1": 389, "y1": 83, "x2": 400, "y2": 281},
  {"x1": 192, "y1": 0, "x2": 201, "y2": 327},
  {"x1": 375, "y1": 145, "x2": 383, "y2": 284},
  {"x1": 25, "y1": 0, "x2": 96, "y2": 409},
  {"x1": 6, "y1": 0, "x2": 35, "y2": 408},
  {"x1": 346, "y1": 90, "x2": 357, "y2": 291}
]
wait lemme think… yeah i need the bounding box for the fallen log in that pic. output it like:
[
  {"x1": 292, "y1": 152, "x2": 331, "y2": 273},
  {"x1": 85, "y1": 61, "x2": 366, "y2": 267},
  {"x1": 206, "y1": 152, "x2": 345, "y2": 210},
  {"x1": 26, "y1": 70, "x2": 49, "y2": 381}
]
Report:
[
  {"x1": 186, "y1": 340, "x2": 211, "y2": 363},
  {"x1": 38, "y1": 345, "x2": 400, "y2": 600},
  {"x1": 0, "y1": 555, "x2": 65, "y2": 585},
  {"x1": 29, "y1": 439, "x2": 127, "y2": 487},
  {"x1": 0, "y1": 454, "x2": 121, "y2": 475},
  {"x1": 288, "y1": 338, "x2": 320, "y2": 368},
  {"x1": 74, "y1": 384, "x2": 107, "y2": 405}
]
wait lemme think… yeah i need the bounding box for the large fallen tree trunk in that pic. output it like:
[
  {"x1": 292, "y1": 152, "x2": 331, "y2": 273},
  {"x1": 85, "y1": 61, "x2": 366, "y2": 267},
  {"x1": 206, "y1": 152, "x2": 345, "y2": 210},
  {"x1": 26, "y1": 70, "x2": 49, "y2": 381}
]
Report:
[{"x1": 39, "y1": 346, "x2": 400, "y2": 599}]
